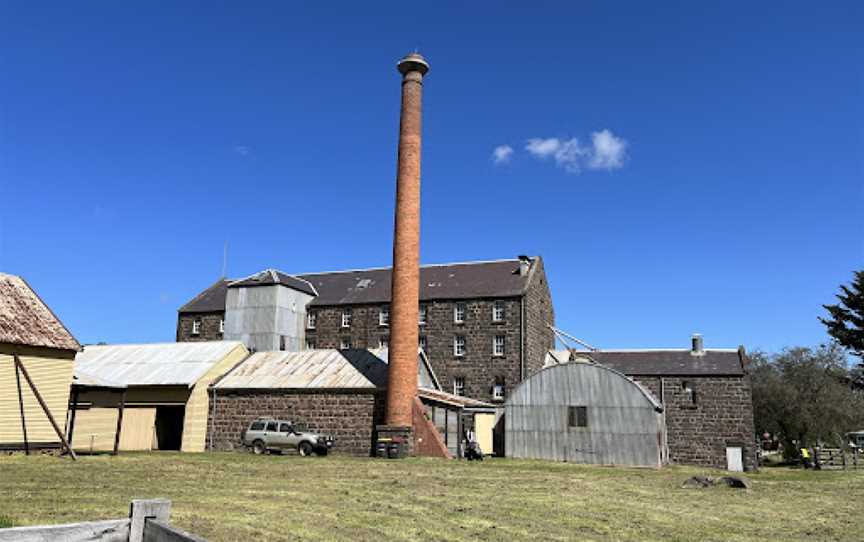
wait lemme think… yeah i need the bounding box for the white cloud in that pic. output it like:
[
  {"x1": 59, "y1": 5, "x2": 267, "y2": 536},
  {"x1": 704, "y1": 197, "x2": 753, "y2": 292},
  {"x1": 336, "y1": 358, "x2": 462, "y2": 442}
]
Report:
[
  {"x1": 233, "y1": 145, "x2": 251, "y2": 157},
  {"x1": 588, "y1": 129, "x2": 627, "y2": 170},
  {"x1": 492, "y1": 145, "x2": 514, "y2": 165},
  {"x1": 524, "y1": 130, "x2": 628, "y2": 174},
  {"x1": 525, "y1": 137, "x2": 588, "y2": 173}
]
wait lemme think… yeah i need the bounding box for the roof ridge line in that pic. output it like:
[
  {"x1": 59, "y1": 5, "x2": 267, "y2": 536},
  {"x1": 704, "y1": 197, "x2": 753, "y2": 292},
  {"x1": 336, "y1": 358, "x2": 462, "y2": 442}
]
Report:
[{"x1": 297, "y1": 256, "x2": 534, "y2": 277}]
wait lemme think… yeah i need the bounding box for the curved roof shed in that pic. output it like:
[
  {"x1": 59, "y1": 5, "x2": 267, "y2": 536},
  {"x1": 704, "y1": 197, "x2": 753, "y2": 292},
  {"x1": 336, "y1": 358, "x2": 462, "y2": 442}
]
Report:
[{"x1": 505, "y1": 361, "x2": 667, "y2": 467}]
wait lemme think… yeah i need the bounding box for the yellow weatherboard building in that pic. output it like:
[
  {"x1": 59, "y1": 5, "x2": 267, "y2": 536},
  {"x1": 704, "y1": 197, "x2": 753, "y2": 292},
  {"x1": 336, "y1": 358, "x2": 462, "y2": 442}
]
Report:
[{"x1": 0, "y1": 272, "x2": 81, "y2": 451}]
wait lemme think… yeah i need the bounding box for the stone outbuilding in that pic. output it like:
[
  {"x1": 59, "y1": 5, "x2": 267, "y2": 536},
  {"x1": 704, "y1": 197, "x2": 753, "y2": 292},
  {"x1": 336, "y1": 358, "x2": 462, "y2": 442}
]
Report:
[
  {"x1": 0, "y1": 272, "x2": 81, "y2": 452},
  {"x1": 209, "y1": 348, "x2": 492, "y2": 457},
  {"x1": 505, "y1": 360, "x2": 666, "y2": 467},
  {"x1": 547, "y1": 335, "x2": 756, "y2": 470},
  {"x1": 70, "y1": 341, "x2": 248, "y2": 453}
]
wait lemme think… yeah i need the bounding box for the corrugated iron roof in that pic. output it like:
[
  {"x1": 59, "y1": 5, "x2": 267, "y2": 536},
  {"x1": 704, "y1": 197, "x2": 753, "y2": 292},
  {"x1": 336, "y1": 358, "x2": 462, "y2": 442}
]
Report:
[
  {"x1": 178, "y1": 258, "x2": 538, "y2": 313},
  {"x1": 74, "y1": 341, "x2": 246, "y2": 388},
  {"x1": 214, "y1": 349, "x2": 387, "y2": 389},
  {"x1": 214, "y1": 348, "x2": 440, "y2": 391},
  {"x1": 228, "y1": 269, "x2": 317, "y2": 296},
  {"x1": 417, "y1": 388, "x2": 495, "y2": 409},
  {"x1": 0, "y1": 272, "x2": 81, "y2": 351}
]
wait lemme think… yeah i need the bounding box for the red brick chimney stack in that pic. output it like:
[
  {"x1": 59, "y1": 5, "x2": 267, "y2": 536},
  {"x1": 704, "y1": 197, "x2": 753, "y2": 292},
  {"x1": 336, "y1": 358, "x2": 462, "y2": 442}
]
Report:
[{"x1": 385, "y1": 52, "x2": 429, "y2": 428}]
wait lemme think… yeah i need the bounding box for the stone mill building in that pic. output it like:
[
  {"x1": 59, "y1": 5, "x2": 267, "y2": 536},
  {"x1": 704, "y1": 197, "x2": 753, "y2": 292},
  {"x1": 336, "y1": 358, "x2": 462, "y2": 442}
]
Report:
[{"x1": 176, "y1": 256, "x2": 556, "y2": 404}]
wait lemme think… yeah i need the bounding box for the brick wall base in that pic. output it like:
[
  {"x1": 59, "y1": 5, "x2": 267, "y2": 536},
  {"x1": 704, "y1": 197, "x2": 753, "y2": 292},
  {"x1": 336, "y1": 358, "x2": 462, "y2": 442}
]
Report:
[{"x1": 208, "y1": 389, "x2": 385, "y2": 456}]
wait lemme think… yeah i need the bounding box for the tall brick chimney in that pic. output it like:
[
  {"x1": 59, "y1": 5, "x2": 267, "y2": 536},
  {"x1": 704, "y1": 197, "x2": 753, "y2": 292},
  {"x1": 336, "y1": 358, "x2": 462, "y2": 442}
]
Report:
[{"x1": 383, "y1": 52, "x2": 430, "y2": 438}]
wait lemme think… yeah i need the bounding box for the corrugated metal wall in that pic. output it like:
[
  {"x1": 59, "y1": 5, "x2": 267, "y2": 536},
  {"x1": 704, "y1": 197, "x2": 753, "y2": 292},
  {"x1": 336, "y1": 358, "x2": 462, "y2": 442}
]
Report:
[
  {"x1": 0, "y1": 353, "x2": 73, "y2": 445},
  {"x1": 505, "y1": 363, "x2": 666, "y2": 467},
  {"x1": 224, "y1": 285, "x2": 314, "y2": 352}
]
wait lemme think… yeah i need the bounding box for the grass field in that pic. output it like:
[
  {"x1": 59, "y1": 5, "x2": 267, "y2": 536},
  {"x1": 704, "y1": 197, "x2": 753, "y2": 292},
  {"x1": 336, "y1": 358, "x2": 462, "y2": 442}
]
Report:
[{"x1": 1, "y1": 453, "x2": 862, "y2": 541}]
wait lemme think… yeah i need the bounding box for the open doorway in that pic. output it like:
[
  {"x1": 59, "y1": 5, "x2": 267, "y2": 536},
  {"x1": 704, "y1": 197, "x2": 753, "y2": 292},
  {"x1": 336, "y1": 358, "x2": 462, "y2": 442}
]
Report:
[{"x1": 154, "y1": 406, "x2": 185, "y2": 450}]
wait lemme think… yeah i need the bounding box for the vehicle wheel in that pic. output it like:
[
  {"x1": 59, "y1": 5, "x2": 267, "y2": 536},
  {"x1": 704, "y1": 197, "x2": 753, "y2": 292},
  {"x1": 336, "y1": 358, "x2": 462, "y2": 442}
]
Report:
[
  {"x1": 298, "y1": 442, "x2": 313, "y2": 457},
  {"x1": 252, "y1": 440, "x2": 267, "y2": 455},
  {"x1": 316, "y1": 448, "x2": 329, "y2": 457}
]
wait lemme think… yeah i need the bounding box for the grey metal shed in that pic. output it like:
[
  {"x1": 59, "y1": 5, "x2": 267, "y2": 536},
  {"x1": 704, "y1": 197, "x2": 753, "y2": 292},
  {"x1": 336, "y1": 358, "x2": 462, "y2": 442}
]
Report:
[{"x1": 505, "y1": 360, "x2": 667, "y2": 467}]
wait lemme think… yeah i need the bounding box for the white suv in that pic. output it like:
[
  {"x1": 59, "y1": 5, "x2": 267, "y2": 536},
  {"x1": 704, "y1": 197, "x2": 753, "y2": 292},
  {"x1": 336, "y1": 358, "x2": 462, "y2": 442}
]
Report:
[{"x1": 242, "y1": 418, "x2": 334, "y2": 456}]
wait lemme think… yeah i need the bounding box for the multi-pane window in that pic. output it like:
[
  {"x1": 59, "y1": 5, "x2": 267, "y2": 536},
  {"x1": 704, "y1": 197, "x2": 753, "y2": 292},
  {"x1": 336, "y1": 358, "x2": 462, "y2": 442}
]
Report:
[
  {"x1": 340, "y1": 337, "x2": 352, "y2": 349},
  {"x1": 379, "y1": 306, "x2": 389, "y2": 327},
  {"x1": 568, "y1": 406, "x2": 588, "y2": 428},
  {"x1": 419, "y1": 336, "x2": 427, "y2": 351},
  {"x1": 454, "y1": 303, "x2": 466, "y2": 323},
  {"x1": 454, "y1": 336, "x2": 466, "y2": 357},
  {"x1": 492, "y1": 301, "x2": 505, "y2": 322},
  {"x1": 191, "y1": 319, "x2": 201, "y2": 335},
  {"x1": 306, "y1": 338, "x2": 317, "y2": 350},
  {"x1": 493, "y1": 335, "x2": 506, "y2": 357},
  {"x1": 306, "y1": 312, "x2": 317, "y2": 329},
  {"x1": 453, "y1": 377, "x2": 465, "y2": 396},
  {"x1": 682, "y1": 381, "x2": 697, "y2": 405},
  {"x1": 418, "y1": 305, "x2": 428, "y2": 326},
  {"x1": 341, "y1": 308, "x2": 352, "y2": 328},
  {"x1": 378, "y1": 336, "x2": 389, "y2": 349},
  {"x1": 219, "y1": 319, "x2": 225, "y2": 333},
  {"x1": 493, "y1": 382, "x2": 505, "y2": 401}
]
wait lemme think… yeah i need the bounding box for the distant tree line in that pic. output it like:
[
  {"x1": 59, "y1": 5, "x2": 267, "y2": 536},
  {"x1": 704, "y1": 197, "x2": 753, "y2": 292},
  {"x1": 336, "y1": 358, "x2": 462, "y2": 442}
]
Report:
[{"x1": 750, "y1": 270, "x2": 864, "y2": 458}]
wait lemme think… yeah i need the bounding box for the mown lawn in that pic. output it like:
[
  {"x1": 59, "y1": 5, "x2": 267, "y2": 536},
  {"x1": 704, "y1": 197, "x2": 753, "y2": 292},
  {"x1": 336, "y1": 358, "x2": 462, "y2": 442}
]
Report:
[{"x1": 0, "y1": 453, "x2": 861, "y2": 541}]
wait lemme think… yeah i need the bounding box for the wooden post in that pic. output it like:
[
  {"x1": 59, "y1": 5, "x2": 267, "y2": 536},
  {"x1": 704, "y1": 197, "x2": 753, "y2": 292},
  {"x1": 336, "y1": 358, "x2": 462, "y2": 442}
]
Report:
[
  {"x1": 13, "y1": 354, "x2": 76, "y2": 460},
  {"x1": 14, "y1": 360, "x2": 29, "y2": 455},
  {"x1": 67, "y1": 387, "x2": 79, "y2": 452},
  {"x1": 129, "y1": 498, "x2": 171, "y2": 542},
  {"x1": 113, "y1": 389, "x2": 126, "y2": 456}
]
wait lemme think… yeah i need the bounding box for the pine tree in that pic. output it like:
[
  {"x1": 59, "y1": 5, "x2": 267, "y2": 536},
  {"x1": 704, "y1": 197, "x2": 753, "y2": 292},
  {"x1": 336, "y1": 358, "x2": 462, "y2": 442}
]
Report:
[{"x1": 820, "y1": 270, "x2": 864, "y2": 360}]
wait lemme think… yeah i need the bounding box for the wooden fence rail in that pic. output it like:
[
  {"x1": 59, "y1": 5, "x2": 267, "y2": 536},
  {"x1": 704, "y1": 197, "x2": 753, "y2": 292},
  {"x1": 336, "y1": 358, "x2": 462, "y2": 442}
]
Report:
[{"x1": 0, "y1": 500, "x2": 206, "y2": 542}]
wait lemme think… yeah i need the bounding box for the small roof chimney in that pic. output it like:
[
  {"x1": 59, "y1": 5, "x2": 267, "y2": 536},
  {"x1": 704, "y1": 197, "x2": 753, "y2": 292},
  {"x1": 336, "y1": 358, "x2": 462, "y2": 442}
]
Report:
[
  {"x1": 691, "y1": 334, "x2": 705, "y2": 357},
  {"x1": 518, "y1": 255, "x2": 532, "y2": 276}
]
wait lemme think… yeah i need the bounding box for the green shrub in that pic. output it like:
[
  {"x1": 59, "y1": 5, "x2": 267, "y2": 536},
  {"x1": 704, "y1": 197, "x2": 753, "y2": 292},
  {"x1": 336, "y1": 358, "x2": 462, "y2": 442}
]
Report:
[{"x1": 0, "y1": 516, "x2": 14, "y2": 528}]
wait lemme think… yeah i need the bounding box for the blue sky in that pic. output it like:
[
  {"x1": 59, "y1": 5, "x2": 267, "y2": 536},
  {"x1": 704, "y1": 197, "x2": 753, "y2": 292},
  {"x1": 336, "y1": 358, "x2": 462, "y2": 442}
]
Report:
[{"x1": 1, "y1": 2, "x2": 861, "y2": 353}]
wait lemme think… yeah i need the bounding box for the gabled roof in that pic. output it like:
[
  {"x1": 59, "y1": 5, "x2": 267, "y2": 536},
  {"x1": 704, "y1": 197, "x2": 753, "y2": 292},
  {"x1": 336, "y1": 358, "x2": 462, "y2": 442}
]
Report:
[
  {"x1": 561, "y1": 349, "x2": 746, "y2": 376},
  {"x1": 228, "y1": 269, "x2": 318, "y2": 296},
  {"x1": 213, "y1": 348, "x2": 439, "y2": 390},
  {"x1": 213, "y1": 349, "x2": 388, "y2": 390},
  {"x1": 0, "y1": 272, "x2": 80, "y2": 352},
  {"x1": 178, "y1": 258, "x2": 539, "y2": 313},
  {"x1": 74, "y1": 341, "x2": 247, "y2": 388}
]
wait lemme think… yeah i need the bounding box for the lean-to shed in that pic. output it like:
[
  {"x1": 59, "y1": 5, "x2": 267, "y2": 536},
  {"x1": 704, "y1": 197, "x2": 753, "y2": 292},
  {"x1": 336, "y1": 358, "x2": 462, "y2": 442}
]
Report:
[
  {"x1": 71, "y1": 341, "x2": 248, "y2": 453},
  {"x1": 0, "y1": 273, "x2": 81, "y2": 451},
  {"x1": 505, "y1": 360, "x2": 667, "y2": 467}
]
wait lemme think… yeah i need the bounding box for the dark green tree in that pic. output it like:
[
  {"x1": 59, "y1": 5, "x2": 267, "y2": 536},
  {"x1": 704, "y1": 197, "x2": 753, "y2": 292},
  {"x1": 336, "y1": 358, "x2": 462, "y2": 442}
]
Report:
[
  {"x1": 820, "y1": 270, "x2": 864, "y2": 360},
  {"x1": 750, "y1": 345, "x2": 864, "y2": 459}
]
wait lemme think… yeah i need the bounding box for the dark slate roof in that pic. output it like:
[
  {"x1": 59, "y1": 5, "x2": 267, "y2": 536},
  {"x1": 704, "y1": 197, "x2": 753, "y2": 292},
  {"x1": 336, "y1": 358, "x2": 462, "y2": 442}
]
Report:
[
  {"x1": 228, "y1": 269, "x2": 318, "y2": 297},
  {"x1": 179, "y1": 258, "x2": 536, "y2": 313},
  {"x1": 575, "y1": 349, "x2": 746, "y2": 376},
  {"x1": 178, "y1": 279, "x2": 230, "y2": 313},
  {"x1": 299, "y1": 258, "x2": 534, "y2": 306},
  {"x1": 0, "y1": 272, "x2": 81, "y2": 351}
]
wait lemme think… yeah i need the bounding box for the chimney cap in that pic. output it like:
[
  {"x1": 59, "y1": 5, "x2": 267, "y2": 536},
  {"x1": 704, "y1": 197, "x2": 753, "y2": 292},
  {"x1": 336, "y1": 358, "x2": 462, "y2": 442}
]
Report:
[{"x1": 397, "y1": 52, "x2": 430, "y2": 76}]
